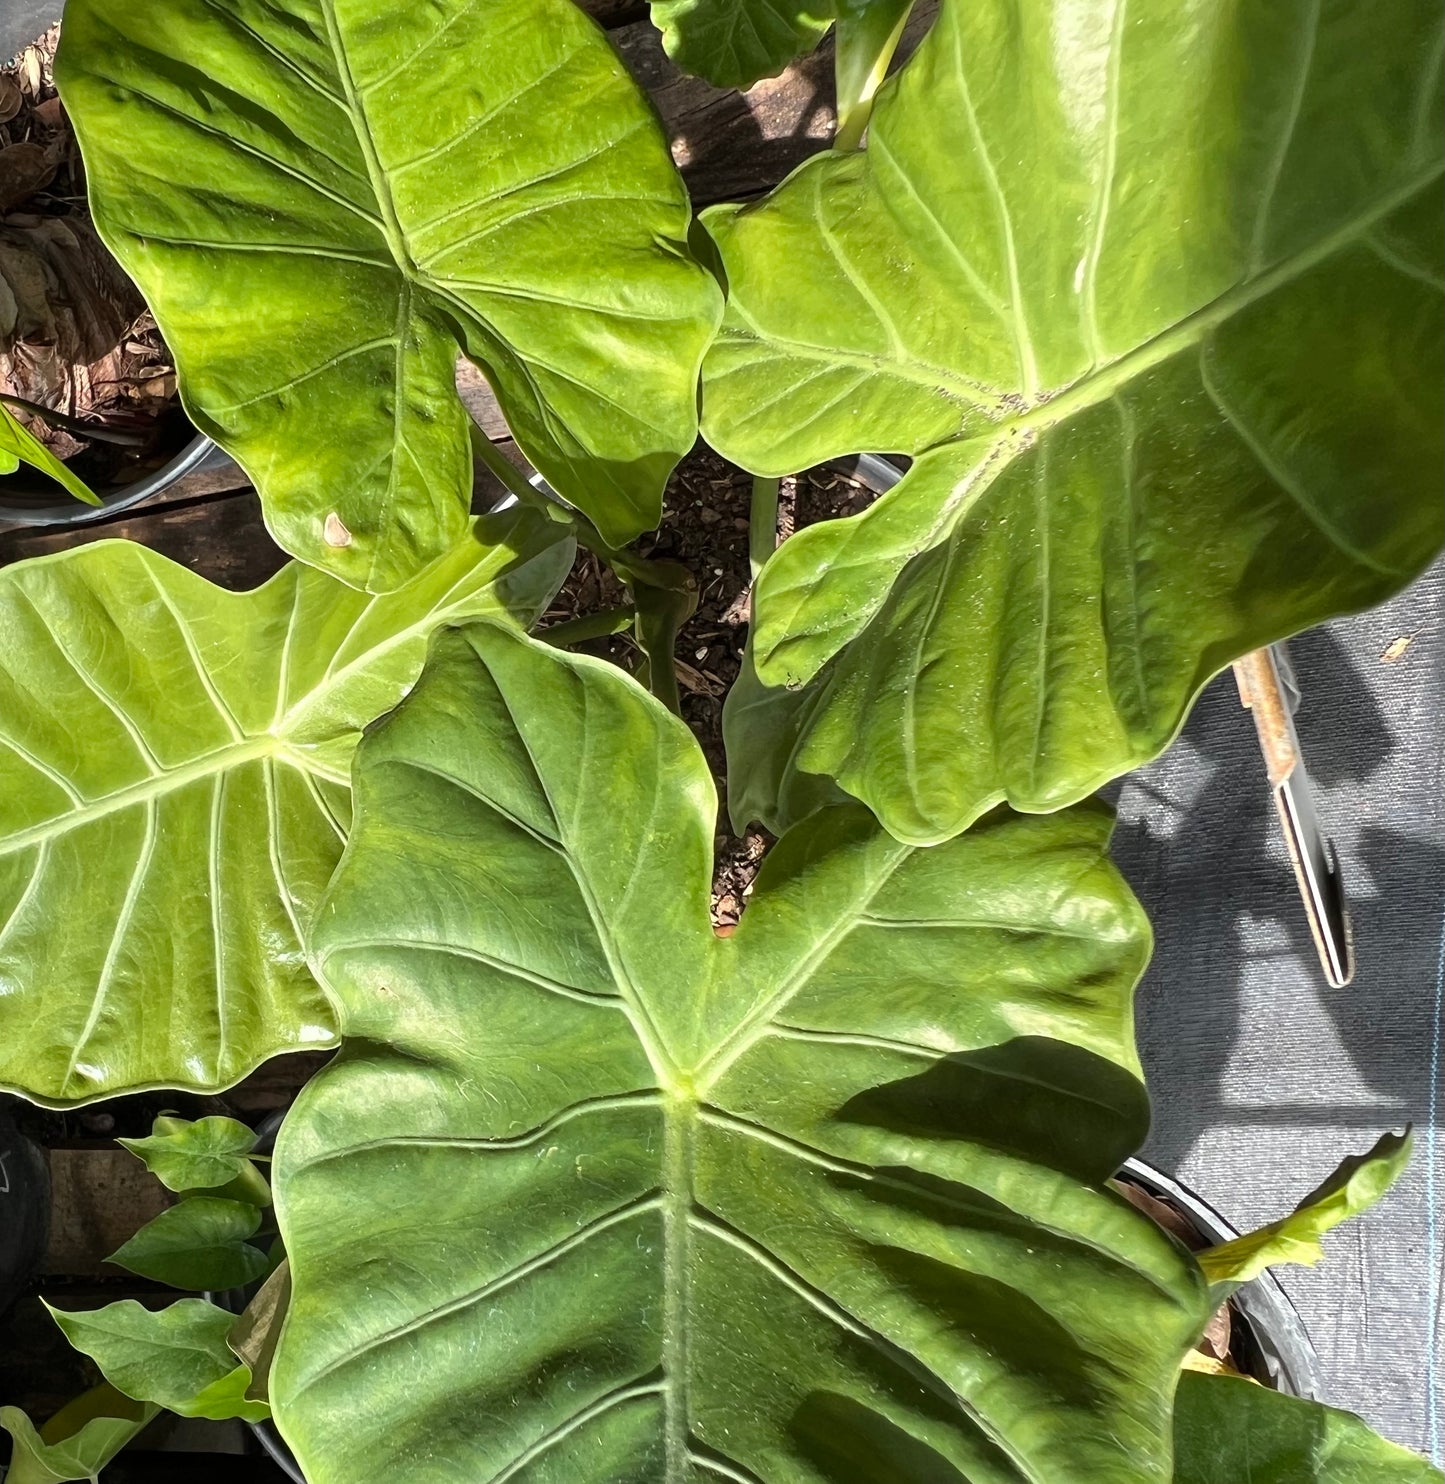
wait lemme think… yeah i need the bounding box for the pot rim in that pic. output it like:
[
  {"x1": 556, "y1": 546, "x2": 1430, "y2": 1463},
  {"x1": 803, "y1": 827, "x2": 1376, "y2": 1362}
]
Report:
[{"x1": 0, "y1": 431, "x2": 221, "y2": 529}]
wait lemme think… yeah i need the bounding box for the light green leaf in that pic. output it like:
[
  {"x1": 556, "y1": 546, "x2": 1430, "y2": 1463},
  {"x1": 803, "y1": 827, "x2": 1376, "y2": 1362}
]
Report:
[
  {"x1": 0, "y1": 509, "x2": 572, "y2": 1107},
  {"x1": 56, "y1": 0, "x2": 721, "y2": 592},
  {"x1": 1197, "y1": 1130, "x2": 1411, "y2": 1300},
  {"x1": 0, "y1": 404, "x2": 102, "y2": 507},
  {"x1": 1174, "y1": 1373, "x2": 1444, "y2": 1484},
  {"x1": 119, "y1": 1115, "x2": 267, "y2": 1204},
  {"x1": 46, "y1": 1299, "x2": 269, "y2": 1425},
  {"x1": 271, "y1": 621, "x2": 1209, "y2": 1483},
  {"x1": 704, "y1": 0, "x2": 1445, "y2": 844},
  {"x1": 1, "y1": 1389, "x2": 156, "y2": 1484},
  {"x1": 108, "y1": 1196, "x2": 269, "y2": 1291}
]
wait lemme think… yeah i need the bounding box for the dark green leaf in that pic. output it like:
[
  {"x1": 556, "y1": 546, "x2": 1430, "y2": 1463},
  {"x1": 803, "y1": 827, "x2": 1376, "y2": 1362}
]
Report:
[
  {"x1": 704, "y1": 0, "x2": 1445, "y2": 843},
  {"x1": 47, "y1": 1299, "x2": 269, "y2": 1424},
  {"x1": 107, "y1": 1197, "x2": 270, "y2": 1291},
  {"x1": 0, "y1": 510, "x2": 571, "y2": 1107},
  {"x1": 1174, "y1": 1373, "x2": 1443, "y2": 1484},
  {"x1": 272, "y1": 621, "x2": 1208, "y2": 1482},
  {"x1": 56, "y1": 0, "x2": 721, "y2": 590}
]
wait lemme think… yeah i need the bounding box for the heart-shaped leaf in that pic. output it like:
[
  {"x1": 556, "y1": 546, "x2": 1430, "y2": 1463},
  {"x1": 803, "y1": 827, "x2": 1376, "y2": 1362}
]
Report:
[
  {"x1": 0, "y1": 510, "x2": 571, "y2": 1107},
  {"x1": 1174, "y1": 1374, "x2": 1443, "y2": 1483},
  {"x1": 271, "y1": 621, "x2": 1208, "y2": 1482},
  {"x1": 704, "y1": 0, "x2": 1445, "y2": 843},
  {"x1": 107, "y1": 1197, "x2": 270, "y2": 1291},
  {"x1": 47, "y1": 1299, "x2": 270, "y2": 1424},
  {"x1": 119, "y1": 1115, "x2": 268, "y2": 1203},
  {"x1": 56, "y1": 0, "x2": 721, "y2": 591}
]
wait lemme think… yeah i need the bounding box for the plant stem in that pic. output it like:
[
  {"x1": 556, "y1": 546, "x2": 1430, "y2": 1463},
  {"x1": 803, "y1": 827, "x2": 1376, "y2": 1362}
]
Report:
[
  {"x1": 0, "y1": 392, "x2": 148, "y2": 447},
  {"x1": 749, "y1": 475, "x2": 780, "y2": 581},
  {"x1": 470, "y1": 428, "x2": 542, "y2": 507},
  {"x1": 539, "y1": 606, "x2": 636, "y2": 647},
  {"x1": 833, "y1": 0, "x2": 914, "y2": 151}
]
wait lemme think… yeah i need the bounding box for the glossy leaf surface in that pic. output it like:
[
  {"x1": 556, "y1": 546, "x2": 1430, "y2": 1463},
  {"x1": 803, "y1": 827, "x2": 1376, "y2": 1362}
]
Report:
[
  {"x1": 706, "y1": 0, "x2": 1445, "y2": 843},
  {"x1": 56, "y1": 0, "x2": 720, "y2": 590},
  {"x1": 273, "y1": 621, "x2": 1208, "y2": 1483},
  {"x1": 48, "y1": 1299, "x2": 269, "y2": 1424},
  {"x1": 1174, "y1": 1374, "x2": 1443, "y2": 1484},
  {"x1": 1198, "y1": 1130, "x2": 1410, "y2": 1299},
  {"x1": 0, "y1": 511, "x2": 571, "y2": 1106},
  {"x1": 108, "y1": 1197, "x2": 270, "y2": 1291},
  {"x1": 0, "y1": 1390, "x2": 156, "y2": 1484}
]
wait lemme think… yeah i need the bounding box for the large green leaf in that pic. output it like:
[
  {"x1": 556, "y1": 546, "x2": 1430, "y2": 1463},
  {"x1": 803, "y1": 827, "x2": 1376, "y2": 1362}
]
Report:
[
  {"x1": 1173, "y1": 1374, "x2": 1444, "y2": 1484},
  {"x1": 705, "y1": 0, "x2": 1445, "y2": 844},
  {"x1": 47, "y1": 1299, "x2": 270, "y2": 1424},
  {"x1": 0, "y1": 511, "x2": 571, "y2": 1107},
  {"x1": 271, "y1": 621, "x2": 1209, "y2": 1482},
  {"x1": 56, "y1": 0, "x2": 721, "y2": 592}
]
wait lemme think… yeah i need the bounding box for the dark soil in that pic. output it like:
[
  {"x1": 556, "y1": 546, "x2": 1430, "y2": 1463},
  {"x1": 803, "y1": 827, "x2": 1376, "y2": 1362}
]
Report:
[
  {"x1": 0, "y1": 26, "x2": 190, "y2": 494},
  {"x1": 538, "y1": 446, "x2": 882, "y2": 925}
]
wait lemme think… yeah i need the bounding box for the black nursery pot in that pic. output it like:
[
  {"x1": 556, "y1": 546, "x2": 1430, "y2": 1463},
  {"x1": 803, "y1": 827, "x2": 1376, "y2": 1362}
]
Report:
[
  {"x1": 0, "y1": 1108, "x2": 49, "y2": 1321},
  {"x1": 1120, "y1": 1157, "x2": 1323, "y2": 1399}
]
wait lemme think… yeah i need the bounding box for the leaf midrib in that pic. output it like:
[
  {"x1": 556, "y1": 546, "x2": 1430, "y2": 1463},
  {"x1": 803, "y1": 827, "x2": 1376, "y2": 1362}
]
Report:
[{"x1": 0, "y1": 735, "x2": 291, "y2": 858}]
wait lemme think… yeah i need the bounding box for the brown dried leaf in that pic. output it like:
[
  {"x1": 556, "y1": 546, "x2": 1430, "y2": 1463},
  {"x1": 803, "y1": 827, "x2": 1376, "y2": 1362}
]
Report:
[
  {"x1": 0, "y1": 142, "x2": 58, "y2": 212},
  {"x1": 0, "y1": 78, "x2": 21, "y2": 127}
]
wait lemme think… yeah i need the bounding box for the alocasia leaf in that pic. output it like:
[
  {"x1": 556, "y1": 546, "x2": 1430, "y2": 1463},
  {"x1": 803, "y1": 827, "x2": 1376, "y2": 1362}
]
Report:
[
  {"x1": 47, "y1": 1299, "x2": 270, "y2": 1424},
  {"x1": 0, "y1": 509, "x2": 572, "y2": 1107},
  {"x1": 704, "y1": 0, "x2": 1445, "y2": 844},
  {"x1": 1173, "y1": 1373, "x2": 1444, "y2": 1484},
  {"x1": 108, "y1": 1197, "x2": 270, "y2": 1291},
  {"x1": 55, "y1": 0, "x2": 721, "y2": 592},
  {"x1": 119, "y1": 1115, "x2": 270, "y2": 1206},
  {"x1": 1196, "y1": 1130, "x2": 1411, "y2": 1300},
  {"x1": 0, "y1": 1389, "x2": 157, "y2": 1484},
  {"x1": 0, "y1": 404, "x2": 102, "y2": 508},
  {"x1": 271, "y1": 621, "x2": 1209, "y2": 1482}
]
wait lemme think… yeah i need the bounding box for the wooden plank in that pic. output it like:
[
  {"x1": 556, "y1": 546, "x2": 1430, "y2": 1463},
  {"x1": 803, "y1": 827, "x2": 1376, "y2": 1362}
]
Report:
[{"x1": 43, "y1": 1147, "x2": 171, "y2": 1279}]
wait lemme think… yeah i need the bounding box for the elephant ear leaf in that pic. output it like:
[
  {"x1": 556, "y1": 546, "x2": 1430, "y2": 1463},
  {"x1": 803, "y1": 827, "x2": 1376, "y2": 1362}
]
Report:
[
  {"x1": 1174, "y1": 1373, "x2": 1443, "y2": 1484},
  {"x1": 119, "y1": 1115, "x2": 270, "y2": 1205},
  {"x1": 1196, "y1": 1130, "x2": 1411, "y2": 1302},
  {"x1": 107, "y1": 1197, "x2": 270, "y2": 1291},
  {"x1": 705, "y1": 0, "x2": 1445, "y2": 844},
  {"x1": 0, "y1": 509, "x2": 572, "y2": 1107},
  {"x1": 55, "y1": 0, "x2": 721, "y2": 591},
  {"x1": 649, "y1": 0, "x2": 836, "y2": 89},
  {"x1": 273, "y1": 620, "x2": 1209, "y2": 1483}
]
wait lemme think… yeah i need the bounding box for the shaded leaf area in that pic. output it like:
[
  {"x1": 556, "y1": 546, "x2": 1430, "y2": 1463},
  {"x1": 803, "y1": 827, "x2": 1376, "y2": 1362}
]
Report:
[
  {"x1": 707, "y1": 0, "x2": 1445, "y2": 844},
  {"x1": 47, "y1": 1299, "x2": 269, "y2": 1424},
  {"x1": 0, "y1": 1388, "x2": 156, "y2": 1484},
  {"x1": 273, "y1": 622, "x2": 1209, "y2": 1483},
  {"x1": 0, "y1": 509, "x2": 572, "y2": 1106},
  {"x1": 651, "y1": 0, "x2": 837, "y2": 89},
  {"x1": 56, "y1": 0, "x2": 721, "y2": 590},
  {"x1": 1174, "y1": 1374, "x2": 1444, "y2": 1484}
]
